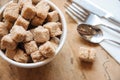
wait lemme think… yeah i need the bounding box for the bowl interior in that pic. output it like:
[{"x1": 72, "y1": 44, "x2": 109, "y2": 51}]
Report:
[{"x1": 0, "y1": 0, "x2": 67, "y2": 68}]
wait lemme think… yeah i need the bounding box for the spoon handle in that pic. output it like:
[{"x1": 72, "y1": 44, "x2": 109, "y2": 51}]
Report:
[
  {"x1": 105, "y1": 39, "x2": 120, "y2": 46},
  {"x1": 99, "y1": 24, "x2": 120, "y2": 33}
]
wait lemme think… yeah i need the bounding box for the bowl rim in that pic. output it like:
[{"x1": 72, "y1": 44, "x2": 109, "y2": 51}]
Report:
[{"x1": 0, "y1": 0, "x2": 67, "y2": 68}]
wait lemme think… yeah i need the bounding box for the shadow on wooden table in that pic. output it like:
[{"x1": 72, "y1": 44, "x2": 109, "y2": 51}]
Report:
[
  {"x1": 80, "y1": 61, "x2": 93, "y2": 70},
  {"x1": 9, "y1": 62, "x2": 58, "y2": 80}
]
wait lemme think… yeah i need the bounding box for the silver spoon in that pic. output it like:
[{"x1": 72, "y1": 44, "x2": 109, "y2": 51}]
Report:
[{"x1": 77, "y1": 24, "x2": 120, "y2": 45}]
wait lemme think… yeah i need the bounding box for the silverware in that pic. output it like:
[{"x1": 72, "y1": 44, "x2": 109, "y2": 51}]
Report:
[
  {"x1": 64, "y1": 2, "x2": 120, "y2": 33},
  {"x1": 72, "y1": 0, "x2": 120, "y2": 26},
  {"x1": 65, "y1": 2, "x2": 89, "y2": 23},
  {"x1": 77, "y1": 24, "x2": 120, "y2": 46}
]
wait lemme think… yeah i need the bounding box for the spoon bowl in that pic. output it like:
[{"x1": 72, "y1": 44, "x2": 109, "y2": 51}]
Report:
[{"x1": 77, "y1": 24, "x2": 104, "y2": 43}]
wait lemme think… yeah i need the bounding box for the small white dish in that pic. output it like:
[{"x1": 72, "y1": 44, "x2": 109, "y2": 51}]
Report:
[{"x1": 0, "y1": 0, "x2": 67, "y2": 68}]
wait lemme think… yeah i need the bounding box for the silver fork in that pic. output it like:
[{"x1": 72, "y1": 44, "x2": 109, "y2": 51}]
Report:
[
  {"x1": 64, "y1": 2, "x2": 120, "y2": 33},
  {"x1": 65, "y1": 2, "x2": 89, "y2": 23}
]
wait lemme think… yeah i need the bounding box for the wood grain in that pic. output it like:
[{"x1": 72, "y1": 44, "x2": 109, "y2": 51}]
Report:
[{"x1": 0, "y1": 0, "x2": 120, "y2": 80}]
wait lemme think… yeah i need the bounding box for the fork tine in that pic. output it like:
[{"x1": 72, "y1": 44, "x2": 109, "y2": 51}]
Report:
[
  {"x1": 72, "y1": 1, "x2": 89, "y2": 14},
  {"x1": 65, "y1": 6, "x2": 84, "y2": 21},
  {"x1": 65, "y1": 3, "x2": 88, "y2": 19},
  {"x1": 72, "y1": 3, "x2": 89, "y2": 16},
  {"x1": 65, "y1": 9, "x2": 81, "y2": 23},
  {"x1": 65, "y1": 4, "x2": 85, "y2": 22},
  {"x1": 69, "y1": 4, "x2": 87, "y2": 19}
]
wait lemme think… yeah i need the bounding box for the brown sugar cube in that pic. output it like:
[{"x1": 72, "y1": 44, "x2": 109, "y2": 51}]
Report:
[
  {"x1": 0, "y1": 22, "x2": 8, "y2": 38},
  {"x1": 31, "y1": 16, "x2": 44, "y2": 26},
  {"x1": 31, "y1": 26, "x2": 50, "y2": 43},
  {"x1": 24, "y1": 41, "x2": 38, "y2": 54},
  {"x1": 10, "y1": 25, "x2": 26, "y2": 42},
  {"x1": 15, "y1": 16, "x2": 29, "y2": 30},
  {"x1": 47, "y1": 11, "x2": 59, "y2": 22},
  {"x1": 50, "y1": 37, "x2": 60, "y2": 49},
  {"x1": 21, "y1": 3, "x2": 36, "y2": 20},
  {"x1": 3, "y1": 2, "x2": 19, "y2": 23},
  {"x1": 4, "y1": 21, "x2": 13, "y2": 31},
  {"x1": 1, "y1": 34, "x2": 17, "y2": 50},
  {"x1": 24, "y1": 31, "x2": 33, "y2": 42},
  {"x1": 5, "y1": 49, "x2": 17, "y2": 59},
  {"x1": 36, "y1": 0, "x2": 50, "y2": 19},
  {"x1": 50, "y1": 42, "x2": 58, "y2": 50},
  {"x1": 18, "y1": 0, "x2": 32, "y2": 10},
  {"x1": 31, "y1": 50, "x2": 44, "y2": 63},
  {"x1": 39, "y1": 41, "x2": 55, "y2": 58},
  {"x1": 79, "y1": 47, "x2": 96, "y2": 62},
  {"x1": 50, "y1": 37, "x2": 60, "y2": 44},
  {"x1": 57, "y1": 22, "x2": 62, "y2": 30},
  {"x1": 88, "y1": 48, "x2": 96, "y2": 62},
  {"x1": 32, "y1": 0, "x2": 41, "y2": 4},
  {"x1": 13, "y1": 49, "x2": 29, "y2": 63},
  {"x1": 44, "y1": 22, "x2": 62, "y2": 37}
]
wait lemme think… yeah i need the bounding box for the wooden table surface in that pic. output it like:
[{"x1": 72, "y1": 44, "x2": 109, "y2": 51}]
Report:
[{"x1": 0, "y1": 0, "x2": 120, "y2": 80}]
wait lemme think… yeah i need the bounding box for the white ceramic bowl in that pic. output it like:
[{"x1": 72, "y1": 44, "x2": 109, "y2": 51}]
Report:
[{"x1": 0, "y1": 0, "x2": 67, "y2": 68}]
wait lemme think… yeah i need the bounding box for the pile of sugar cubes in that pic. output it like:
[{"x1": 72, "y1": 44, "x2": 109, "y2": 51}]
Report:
[{"x1": 0, "y1": 0, "x2": 62, "y2": 63}]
